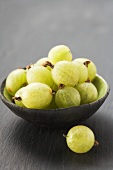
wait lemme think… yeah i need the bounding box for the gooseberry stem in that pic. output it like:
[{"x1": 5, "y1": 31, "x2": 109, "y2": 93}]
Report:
[
  {"x1": 52, "y1": 90, "x2": 56, "y2": 95},
  {"x1": 58, "y1": 84, "x2": 65, "y2": 89},
  {"x1": 94, "y1": 140, "x2": 99, "y2": 146},
  {"x1": 83, "y1": 61, "x2": 91, "y2": 67},
  {"x1": 12, "y1": 96, "x2": 22, "y2": 101},
  {"x1": 42, "y1": 61, "x2": 54, "y2": 69},
  {"x1": 26, "y1": 63, "x2": 33, "y2": 69},
  {"x1": 85, "y1": 78, "x2": 90, "y2": 83},
  {"x1": 63, "y1": 134, "x2": 67, "y2": 138}
]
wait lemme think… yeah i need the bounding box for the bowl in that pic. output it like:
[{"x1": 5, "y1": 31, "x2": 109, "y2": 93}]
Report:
[{"x1": 0, "y1": 74, "x2": 110, "y2": 127}]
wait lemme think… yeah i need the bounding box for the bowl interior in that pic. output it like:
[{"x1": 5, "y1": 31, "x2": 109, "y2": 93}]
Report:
[{"x1": 92, "y1": 75, "x2": 108, "y2": 100}]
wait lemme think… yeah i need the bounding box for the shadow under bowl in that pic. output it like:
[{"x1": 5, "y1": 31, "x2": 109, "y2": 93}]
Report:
[{"x1": 0, "y1": 74, "x2": 110, "y2": 127}]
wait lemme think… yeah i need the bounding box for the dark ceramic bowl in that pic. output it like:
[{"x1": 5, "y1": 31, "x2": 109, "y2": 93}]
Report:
[{"x1": 0, "y1": 74, "x2": 110, "y2": 127}]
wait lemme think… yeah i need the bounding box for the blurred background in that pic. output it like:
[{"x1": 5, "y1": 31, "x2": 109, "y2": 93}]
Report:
[{"x1": 0, "y1": 0, "x2": 113, "y2": 82}]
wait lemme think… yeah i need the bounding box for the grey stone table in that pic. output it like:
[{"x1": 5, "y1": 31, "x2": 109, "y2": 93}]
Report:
[{"x1": 0, "y1": 0, "x2": 113, "y2": 170}]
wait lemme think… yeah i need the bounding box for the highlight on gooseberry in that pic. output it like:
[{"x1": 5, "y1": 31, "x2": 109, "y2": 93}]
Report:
[
  {"x1": 51, "y1": 61, "x2": 80, "y2": 87},
  {"x1": 21, "y1": 82, "x2": 53, "y2": 109},
  {"x1": 27, "y1": 65, "x2": 55, "y2": 89},
  {"x1": 72, "y1": 60, "x2": 88, "y2": 83},
  {"x1": 75, "y1": 82, "x2": 98, "y2": 104},
  {"x1": 13, "y1": 87, "x2": 26, "y2": 107},
  {"x1": 48, "y1": 45, "x2": 72, "y2": 64},
  {"x1": 65, "y1": 125, "x2": 99, "y2": 154},
  {"x1": 55, "y1": 86, "x2": 81, "y2": 108},
  {"x1": 6, "y1": 69, "x2": 27, "y2": 96},
  {"x1": 74, "y1": 58, "x2": 97, "y2": 81}
]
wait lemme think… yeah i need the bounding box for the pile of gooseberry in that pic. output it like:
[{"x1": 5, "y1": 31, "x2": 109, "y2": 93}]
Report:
[{"x1": 5, "y1": 45, "x2": 98, "y2": 109}]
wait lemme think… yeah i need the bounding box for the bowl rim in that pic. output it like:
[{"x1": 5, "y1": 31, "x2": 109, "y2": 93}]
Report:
[{"x1": 0, "y1": 74, "x2": 110, "y2": 112}]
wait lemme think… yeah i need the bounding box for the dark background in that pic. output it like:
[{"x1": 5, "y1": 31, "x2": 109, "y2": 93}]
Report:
[{"x1": 0, "y1": 0, "x2": 113, "y2": 170}]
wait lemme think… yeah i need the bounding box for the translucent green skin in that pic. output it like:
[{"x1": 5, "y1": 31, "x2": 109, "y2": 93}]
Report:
[
  {"x1": 73, "y1": 60, "x2": 88, "y2": 83},
  {"x1": 6, "y1": 69, "x2": 27, "y2": 96},
  {"x1": 55, "y1": 87, "x2": 81, "y2": 108},
  {"x1": 75, "y1": 58, "x2": 97, "y2": 81},
  {"x1": 3, "y1": 87, "x2": 12, "y2": 102},
  {"x1": 21, "y1": 83, "x2": 53, "y2": 109},
  {"x1": 51, "y1": 82, "x2": 58, "y2": 92},
  {"x1": 48, "y1": 45, "x2": 72, "y2": 64},
  {"x1": 35, "y1": 57, "x2": 51, "y2": 71},
  {"x1": 14, "y1": 87, "x2": 26, "y2": 107},
  {"x1": 45, "y1": 96, "x2": 58, "y2": 109},
  {"x1": 66, "y1": 125, "x2": 95, "y2": 153},
  {"x1": 75, "y1": 82, "x2": 98, "y2": 104},
  {"x1": 52, "y1": 61, "x2": 80, "y2": 86},
  {"x1": 27, "y1": 66, "x2": 55, "y2": 89}
]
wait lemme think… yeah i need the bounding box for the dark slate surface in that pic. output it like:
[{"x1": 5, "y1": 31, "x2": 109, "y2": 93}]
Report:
[{"x1": 0, "y1": 0, "x2": 113, "y2": 170}]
